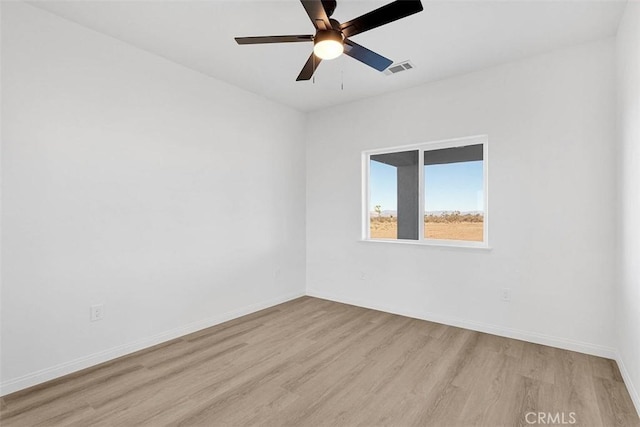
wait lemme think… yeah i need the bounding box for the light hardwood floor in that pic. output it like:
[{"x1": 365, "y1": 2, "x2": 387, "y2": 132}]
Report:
[{"x1": 1, "y1": 296, "x2": 638, "y2": 426}]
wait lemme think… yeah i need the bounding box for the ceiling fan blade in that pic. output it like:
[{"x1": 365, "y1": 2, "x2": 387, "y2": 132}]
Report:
[
  {"x1": 296, "y1": 52, "x2": 322, "y2": 81},
  {"x1": 235, "y1": 35, "x2": 313, "y2": 45},
  {"x1": 300, "y1": 0, "x2": 332, "y2": 30},
  {"x1": 340, "y1": 0, "x2": 423, "y2": 38},
  {"x1": 343, "y1": 39, "x2": 392, "y2": 71}
]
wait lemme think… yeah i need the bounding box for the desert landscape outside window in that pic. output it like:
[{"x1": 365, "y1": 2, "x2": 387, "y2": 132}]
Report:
[
  {"x1": 424, "y1": 144, "x2": 484, "y2": 242},
  {"x1": 365, "y1": 136, "x2": 488, "y2": 247}
]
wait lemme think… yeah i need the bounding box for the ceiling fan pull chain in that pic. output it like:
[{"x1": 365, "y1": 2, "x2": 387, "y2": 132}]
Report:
[{"x1": 341, "y1": 55, "x2": 344, "y2": 90}]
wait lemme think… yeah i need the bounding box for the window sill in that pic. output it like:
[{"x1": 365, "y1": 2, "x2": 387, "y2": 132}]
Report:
[{"x1": 359, "y1": 238, "x2": 492, "y2": 250}]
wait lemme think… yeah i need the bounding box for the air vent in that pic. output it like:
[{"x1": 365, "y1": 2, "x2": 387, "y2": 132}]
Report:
[{"x1": 384, "y1": 60, "x2": 415, "y2": 75}]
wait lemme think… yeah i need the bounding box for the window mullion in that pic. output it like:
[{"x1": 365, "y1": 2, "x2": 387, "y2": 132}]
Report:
[{"x1": 364, "y1": 153, "x2": 371, "y2": 240}]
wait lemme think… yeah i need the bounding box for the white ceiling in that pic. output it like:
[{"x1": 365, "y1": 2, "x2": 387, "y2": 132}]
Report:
[{"x1": 29, "y1": 0, "x2": 626, "y2": 112}]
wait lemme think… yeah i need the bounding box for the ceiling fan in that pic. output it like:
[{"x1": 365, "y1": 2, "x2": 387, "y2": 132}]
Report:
[{"x1": 234, "y1": 0, "x2": 424, "y2": 81}]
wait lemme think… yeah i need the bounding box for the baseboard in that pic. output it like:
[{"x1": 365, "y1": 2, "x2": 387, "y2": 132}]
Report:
[
  {"x1": 0, "y1": 290, "x2": 305, "y2": 396},
  {"x1": 616, "y1": 352, "x2": 640, "y2": 417},
  {"x1": 306, "y1": 289, "x2": 618, "y2": 360}
]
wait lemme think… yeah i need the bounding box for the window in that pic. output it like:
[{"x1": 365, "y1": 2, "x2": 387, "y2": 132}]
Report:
[{"x1": 363, "y1": 136, "x2": 488, "y2": 247}]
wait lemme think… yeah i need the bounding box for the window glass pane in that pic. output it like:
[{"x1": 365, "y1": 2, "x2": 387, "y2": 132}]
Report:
[
  {"x1": 424, "y1": 145, "x2": 484, "y2": 241},
  {"x1": 370, "y1": 150, "x2": 419, "y2": 240}
]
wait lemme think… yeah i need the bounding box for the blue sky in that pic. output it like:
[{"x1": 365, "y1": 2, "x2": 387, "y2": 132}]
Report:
[{"x1": 370, "y1": 160, "x2": 483, "y2": 212}]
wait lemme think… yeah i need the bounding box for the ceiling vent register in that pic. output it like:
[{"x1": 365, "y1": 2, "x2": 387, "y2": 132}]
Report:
[{"x1": 384, "y1": 60, "x2": 415, "y2": 75}]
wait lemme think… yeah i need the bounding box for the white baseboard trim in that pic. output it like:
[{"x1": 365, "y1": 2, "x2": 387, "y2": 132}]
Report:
[
  {"x1": 306, "y1": 289, "x2": 618, "y2": 360},
  {"x1": 616, "y1": 352, "x2": 640, "y2": 417},
  {"x1": 0, "y1": 291, "x2": 305, "y2": 396}
]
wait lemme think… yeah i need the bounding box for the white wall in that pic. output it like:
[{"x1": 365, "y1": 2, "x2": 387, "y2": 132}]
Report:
[
  {"x1": 306, "y1": 39, "x2": 617, "y2": 357},
  {"x1": 0, "y1": 2, "x2": 306, "y2": 394},
  {"x1": 616, "y1": 0, "x2": 640, "y2": 414}
]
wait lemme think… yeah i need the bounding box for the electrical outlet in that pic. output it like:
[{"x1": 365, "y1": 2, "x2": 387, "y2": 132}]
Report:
[
  {"x1": 90, "y1": 304, "x2": 104, "y2": 321},
  {"x1": 501, "y1": 288, "x2": 511, "y2": 302}
]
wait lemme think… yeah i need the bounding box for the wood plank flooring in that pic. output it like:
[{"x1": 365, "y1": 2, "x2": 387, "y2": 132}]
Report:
[{"x1": 1, "y1": 296, "x2": 638, "y2": 426}]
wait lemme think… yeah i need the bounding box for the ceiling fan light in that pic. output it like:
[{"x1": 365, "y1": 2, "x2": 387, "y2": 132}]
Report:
[{"x1": 313, "y1": 30, "x2": 344, "y2": 60}]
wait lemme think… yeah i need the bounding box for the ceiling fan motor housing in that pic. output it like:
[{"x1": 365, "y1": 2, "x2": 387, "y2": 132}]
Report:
[
  {"x1": 321, "y1": 0, "x2": 337, "y2": 17},
  {"x1": 314, "y1": 29, "x2": 343, "y2": 45}
]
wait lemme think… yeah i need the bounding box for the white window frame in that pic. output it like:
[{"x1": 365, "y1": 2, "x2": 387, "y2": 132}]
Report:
[{"x1": 362, "y1": 135, "x2": 489, "y2": 249}]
